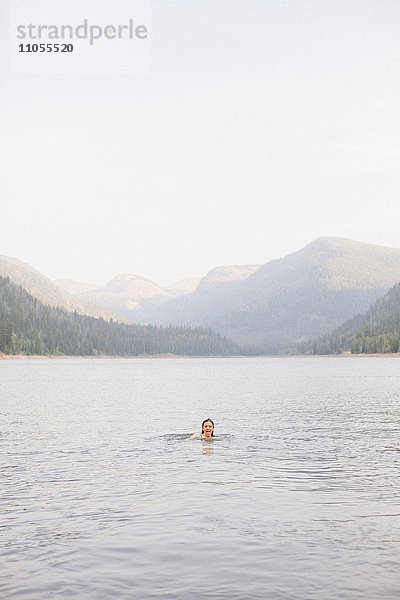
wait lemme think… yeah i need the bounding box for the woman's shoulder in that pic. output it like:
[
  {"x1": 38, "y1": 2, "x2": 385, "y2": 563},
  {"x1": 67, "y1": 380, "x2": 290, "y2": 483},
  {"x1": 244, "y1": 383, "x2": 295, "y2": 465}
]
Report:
[{"x1": 188, "y1": 433, "x2": 202, "y2": 439}]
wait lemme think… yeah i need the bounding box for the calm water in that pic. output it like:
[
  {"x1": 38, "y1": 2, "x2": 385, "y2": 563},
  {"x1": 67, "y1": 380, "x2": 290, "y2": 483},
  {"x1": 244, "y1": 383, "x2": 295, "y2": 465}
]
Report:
[{"x1": 1, "y1": 356, "x2": 400, "y2": 599}]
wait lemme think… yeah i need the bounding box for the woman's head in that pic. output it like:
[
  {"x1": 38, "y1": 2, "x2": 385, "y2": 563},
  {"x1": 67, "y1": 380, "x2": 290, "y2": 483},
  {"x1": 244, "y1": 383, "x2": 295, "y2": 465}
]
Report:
[{"x1": 202, "y1": 418, "x2": 214, "y2": 437}]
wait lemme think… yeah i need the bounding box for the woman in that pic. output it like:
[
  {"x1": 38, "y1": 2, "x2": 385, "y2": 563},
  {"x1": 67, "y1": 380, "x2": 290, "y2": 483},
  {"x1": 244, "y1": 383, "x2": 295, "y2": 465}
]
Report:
[{"x1": 189, "y1": 418, "x2": 215, "y2": 439}]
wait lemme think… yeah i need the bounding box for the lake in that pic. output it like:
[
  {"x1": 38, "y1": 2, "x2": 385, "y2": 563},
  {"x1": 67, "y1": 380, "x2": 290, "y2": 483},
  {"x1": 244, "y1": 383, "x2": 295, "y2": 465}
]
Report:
[{"x1": 1, "y1": 356, "x2": 400, "y2": 599}]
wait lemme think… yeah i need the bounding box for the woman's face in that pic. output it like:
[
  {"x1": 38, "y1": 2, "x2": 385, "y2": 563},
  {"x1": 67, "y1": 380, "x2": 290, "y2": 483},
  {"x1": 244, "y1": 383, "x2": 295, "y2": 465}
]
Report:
[{"x1": 202, "y1": 420, "x2": 214, "y2": 437}]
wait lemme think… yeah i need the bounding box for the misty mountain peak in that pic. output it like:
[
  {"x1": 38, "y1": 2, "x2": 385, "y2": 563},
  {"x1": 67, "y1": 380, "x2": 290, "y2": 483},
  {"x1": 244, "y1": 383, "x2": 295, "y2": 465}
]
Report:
[
  {"x1": 0, "y1": 255, "x2": 125, "y2": 322},
  {"x1": 166, "y1": 278, "x2": 201, "y2": 296},
  {"x1": 103, "y1": 274, "x2": 171, "y2": 297},
  {"x1": 199, "y1": 264, "x2": 261, "y2": 289}
]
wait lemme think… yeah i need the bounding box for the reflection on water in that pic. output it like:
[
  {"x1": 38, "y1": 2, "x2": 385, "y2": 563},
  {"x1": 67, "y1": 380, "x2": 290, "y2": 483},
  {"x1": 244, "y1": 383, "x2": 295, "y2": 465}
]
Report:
[
  {"x1": 1, "y1": 357, "x2": 400, "y2": 599},
  {"x1": 201, "y1": 439, "x2": 214, "y2": 455}
]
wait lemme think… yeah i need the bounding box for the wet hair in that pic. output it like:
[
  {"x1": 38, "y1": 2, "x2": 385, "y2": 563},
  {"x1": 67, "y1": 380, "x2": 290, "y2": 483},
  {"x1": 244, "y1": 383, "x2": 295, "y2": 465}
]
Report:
[{"x1": 202, "y1": 418, "x2": 214, "y2": 436}]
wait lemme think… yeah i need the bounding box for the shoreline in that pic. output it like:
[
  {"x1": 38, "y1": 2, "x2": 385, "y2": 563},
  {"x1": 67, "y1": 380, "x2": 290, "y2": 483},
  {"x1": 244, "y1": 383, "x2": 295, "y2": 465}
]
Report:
[{"x1": 1, "y1": 352, "x2": 399, "y2": 360}]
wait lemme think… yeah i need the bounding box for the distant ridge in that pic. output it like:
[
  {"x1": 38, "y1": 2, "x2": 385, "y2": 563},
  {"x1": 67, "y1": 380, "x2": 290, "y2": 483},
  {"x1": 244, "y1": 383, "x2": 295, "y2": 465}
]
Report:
[
  {"x1": 197, "y1": 265, "x2": 260, "y2": 289},
  {"x1": 0, "y1": 276, "x2": 240, "y2": 356},
  {"x1": 147, "y1": 237, "x2": 400, "y2": 350},
  {"x1": 166, "y1": 278, "x2": 200, "y2": 296},
  {"x1": 7, "y1": 237, "x2": 400, "y2": 352},
  {"x1": 78, "y1": 273, "x2": 175, "y2": 321},
  {"x1": 0, "y1": 255, "x2": 127, "y2": 323},
  {"x1": 73, "y1": 266, "x2": 261, "y2": 325},
  {"x1": 55, "y1": 276, "x2": 202, "y2": 321}
]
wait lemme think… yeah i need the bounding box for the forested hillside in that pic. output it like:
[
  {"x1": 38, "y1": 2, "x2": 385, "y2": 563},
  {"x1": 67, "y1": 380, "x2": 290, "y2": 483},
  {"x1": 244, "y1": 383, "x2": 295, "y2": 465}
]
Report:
[
  {"x1": 311, "y1": 282, "x2": 400, "y2": 354},
  {"x1": 0, "y1": 255, "x2": 125, "y2": 322},
  {"x1": 148, "y1": 237, "x2": 400, "y2": 350},
  {"x1": 0, "y1": 277, "x2": 240, "y2": 356}
]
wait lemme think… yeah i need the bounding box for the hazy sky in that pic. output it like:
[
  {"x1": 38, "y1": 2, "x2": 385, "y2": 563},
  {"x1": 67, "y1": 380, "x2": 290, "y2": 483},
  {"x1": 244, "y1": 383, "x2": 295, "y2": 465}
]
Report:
[{"x1": 2, "y1": 0, "x2": 400, "y2": 286}]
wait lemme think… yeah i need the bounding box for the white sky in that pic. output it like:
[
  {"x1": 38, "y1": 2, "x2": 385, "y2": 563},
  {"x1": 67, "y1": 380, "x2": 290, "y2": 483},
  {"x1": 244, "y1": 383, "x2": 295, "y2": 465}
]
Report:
[{"x1": 2, "y1": 0, "x2": 400, "y2": 286}]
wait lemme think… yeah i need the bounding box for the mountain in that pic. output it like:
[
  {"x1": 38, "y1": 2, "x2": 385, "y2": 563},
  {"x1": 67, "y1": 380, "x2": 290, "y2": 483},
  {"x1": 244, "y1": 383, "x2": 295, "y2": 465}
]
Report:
[
  {"x1": 58, "y1": 275, "x2": 201, "y2": 322},
  {"x1": 0, "y1": 276, "x2": 240, "y2": 356},
  {"x1": 197, "y1": 265, "x2": 260, "y2": 289},
  {"x1": 147, "y1": 238, "x2": 400, "y2": 351},
  {"x1": 77, "y1": 274, "x2": 175, "y2": 322},
  {"x1": 312, "y1": 281, "x2": 400, "y2": 355},
  {"x1": 54, "y1": 279, "x2": 99, "y2": 295},
  {"x1": 72, "y1": 267, "x2": 260, "y2": 325},
  {"x1": 166, "y1": 278, "x2": 201, "y2": 296},
  {"x1": 0, "y1": 255, "x2": 126, "y2": 323},
  {"x1": 147, "y1": 264, "x2": 262, "y2": 327},
  {"x1": 12, "y1": 237, "x2": 400, "y2": 353}
]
